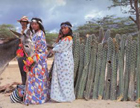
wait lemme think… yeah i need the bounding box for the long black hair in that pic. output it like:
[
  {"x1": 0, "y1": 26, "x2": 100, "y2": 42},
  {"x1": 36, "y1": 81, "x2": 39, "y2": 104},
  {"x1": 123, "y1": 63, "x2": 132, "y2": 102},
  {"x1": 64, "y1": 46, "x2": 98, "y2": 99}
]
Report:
[{"x1": 30, "y1": 17, "x2": 46, "y2": 35}]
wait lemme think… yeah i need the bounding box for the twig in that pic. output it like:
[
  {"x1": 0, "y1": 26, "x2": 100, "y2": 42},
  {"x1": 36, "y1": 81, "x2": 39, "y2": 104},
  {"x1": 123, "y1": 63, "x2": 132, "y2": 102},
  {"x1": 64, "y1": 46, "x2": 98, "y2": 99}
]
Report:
[{"x1": 129, "y1": 16, "x2": 137, "y2": 24}]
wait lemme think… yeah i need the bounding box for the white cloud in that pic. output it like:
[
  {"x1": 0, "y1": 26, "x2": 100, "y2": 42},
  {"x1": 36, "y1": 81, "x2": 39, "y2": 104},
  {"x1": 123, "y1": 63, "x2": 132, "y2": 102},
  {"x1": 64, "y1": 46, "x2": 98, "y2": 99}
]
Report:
[
  {"x1": 15, "y1": 26, "x2": 20, "y2": 32},
  {"x1": 0, "y1": 0, "x2": 131, "y2": 32},
  {"x1": 84, "y1": 6, "x2": 130, "y2": 22},
  {"x1": 84, "y1": 10, "x2": 103, "y2": 21},
  {"x1": 56, "y1": 0, "x2": 66, "y2": 6},
  {"x1": 49, "y1": 29, "x2": 59, "y2": 33}
]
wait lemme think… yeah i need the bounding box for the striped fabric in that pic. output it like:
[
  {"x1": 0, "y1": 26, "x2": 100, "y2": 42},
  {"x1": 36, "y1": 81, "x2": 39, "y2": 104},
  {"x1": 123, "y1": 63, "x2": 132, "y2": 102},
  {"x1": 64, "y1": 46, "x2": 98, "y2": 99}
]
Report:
[{"x1": 10, "y1": 85, "x2": 25, "y2": 103}]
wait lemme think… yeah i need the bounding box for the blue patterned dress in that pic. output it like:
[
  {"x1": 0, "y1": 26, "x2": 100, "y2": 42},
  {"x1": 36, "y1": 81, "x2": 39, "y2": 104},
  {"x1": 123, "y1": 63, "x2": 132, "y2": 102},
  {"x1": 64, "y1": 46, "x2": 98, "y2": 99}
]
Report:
[{"x1": 24, "y1": 30, "x2": 50, "y2": 105}]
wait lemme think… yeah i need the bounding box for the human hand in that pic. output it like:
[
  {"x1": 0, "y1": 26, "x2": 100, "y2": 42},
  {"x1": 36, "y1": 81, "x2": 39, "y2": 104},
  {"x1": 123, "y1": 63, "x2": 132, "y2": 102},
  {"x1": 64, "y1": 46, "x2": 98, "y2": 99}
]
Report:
[{"x1": 50, "y1": 49, "x2": 54, "y2": 55}]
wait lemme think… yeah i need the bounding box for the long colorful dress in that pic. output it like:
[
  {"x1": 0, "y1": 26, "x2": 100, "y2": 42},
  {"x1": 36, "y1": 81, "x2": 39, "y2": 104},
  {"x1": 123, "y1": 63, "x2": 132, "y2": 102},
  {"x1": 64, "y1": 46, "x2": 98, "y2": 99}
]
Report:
[
  {"x1": 24, "y1": 30, "x2": 50, "y2": 105},
  {"x1": 50, "y1": 36, "x2": 75, "y2": 102}
]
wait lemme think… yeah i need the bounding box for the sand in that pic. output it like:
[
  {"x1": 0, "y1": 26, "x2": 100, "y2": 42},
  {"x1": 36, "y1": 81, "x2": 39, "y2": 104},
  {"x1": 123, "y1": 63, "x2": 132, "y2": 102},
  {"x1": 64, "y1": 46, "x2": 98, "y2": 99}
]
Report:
[{"x1": 0, "y1": 58, "x2": 138, "y2": 108}]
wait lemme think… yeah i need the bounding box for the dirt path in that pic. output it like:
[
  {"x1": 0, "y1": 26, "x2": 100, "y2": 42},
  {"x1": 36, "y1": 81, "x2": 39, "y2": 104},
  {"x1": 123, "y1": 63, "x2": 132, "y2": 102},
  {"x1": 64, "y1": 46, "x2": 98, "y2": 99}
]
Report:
[{"x1": 0, "y1": 58, "x2": 138, "y2": 108}]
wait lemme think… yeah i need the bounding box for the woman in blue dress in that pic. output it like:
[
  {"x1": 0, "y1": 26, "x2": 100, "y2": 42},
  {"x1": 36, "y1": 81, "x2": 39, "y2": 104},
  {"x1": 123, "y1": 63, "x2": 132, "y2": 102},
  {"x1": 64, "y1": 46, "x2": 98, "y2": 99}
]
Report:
[{"x1": 24, "y1": 18, "x2": 50, "y2": 105}]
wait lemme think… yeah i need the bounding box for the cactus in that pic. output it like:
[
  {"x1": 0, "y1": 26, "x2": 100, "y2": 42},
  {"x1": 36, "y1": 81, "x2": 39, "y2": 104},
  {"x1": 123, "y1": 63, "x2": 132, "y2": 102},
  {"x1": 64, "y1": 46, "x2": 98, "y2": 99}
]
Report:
[
  {"x1": 73, "y1": 33, "x2": 80, "y2": 80},
  {"x1": 128, "y1": 40, "x2": 137, "y2": 101},
  {"x1": 73, "y1": 31, "x2": 138, "y2": 101},
  {"x1": 98, "y1": 27, "x2": 104, "y2": 43},
  {"x1": 84, "y1": 43, "x2": 97, "y2": 100},
  {"x1": 92, "y1": 43, "x2": 103, "y2": 99},
  {"x1": 77, "y1": 35, "x2": 92, "y2": 99},
  {"x1": 123, "y1": 35, "x2": 132, "y2": 101},
  {"x1": 115, "y1": 34, "x2": 120, "y2": 52},
  {"x1": 114, "y1": 34, "x2": 120, "y2": 88},
  {"x1": 104, "y1": 37, "x2": 114, "y2": 100},
  {"x1": 136, "y1": 33, "x2": 140, "y2": 101},
  {"x1": 110, "y1": 44, "x2": 117, "y2": 100},
  {"x1": 98, "y1": 45, "x2": 107, "y2": 100},
  {"x1": 91, "y1": 34, "x2": 98, "y2": 44},
  {"x1": 117, "y1": 35, "x2": 127, "y2": 101},
  {"x1": 75, "y1": 43, "x2": 85, "y2": 97},
  {"x1": 102, "y1": 29, "x2": 111, "y2": 45},
  {"x1": 72, "y1": 33, "x2": 77, "y2": 55}
]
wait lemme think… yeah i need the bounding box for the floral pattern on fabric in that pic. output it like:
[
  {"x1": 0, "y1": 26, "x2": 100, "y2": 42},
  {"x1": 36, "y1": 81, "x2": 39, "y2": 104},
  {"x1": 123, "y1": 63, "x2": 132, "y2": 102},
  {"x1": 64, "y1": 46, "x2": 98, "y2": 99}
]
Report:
[
  {"x1": 24, "y1": 30, "x2": 50, "y2": 105},
  {"x1": 51, "y1": 36, "x2": 75, "y2": 102}
]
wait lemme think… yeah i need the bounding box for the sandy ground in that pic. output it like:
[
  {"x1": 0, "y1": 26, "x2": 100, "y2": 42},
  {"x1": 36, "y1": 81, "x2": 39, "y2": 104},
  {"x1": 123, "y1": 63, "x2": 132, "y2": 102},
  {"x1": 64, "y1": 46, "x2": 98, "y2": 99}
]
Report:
[{"x1": 0, "y1": 58, "x2": 138, "y2": 108}]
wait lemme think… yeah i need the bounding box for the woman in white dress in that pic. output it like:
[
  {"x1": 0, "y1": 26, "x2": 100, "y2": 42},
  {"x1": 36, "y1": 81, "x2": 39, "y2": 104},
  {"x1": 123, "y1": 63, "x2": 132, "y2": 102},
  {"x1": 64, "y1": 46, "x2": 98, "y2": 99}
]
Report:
[{"x1": 50, "y1": 21, "x2": 75, "y2": 102}]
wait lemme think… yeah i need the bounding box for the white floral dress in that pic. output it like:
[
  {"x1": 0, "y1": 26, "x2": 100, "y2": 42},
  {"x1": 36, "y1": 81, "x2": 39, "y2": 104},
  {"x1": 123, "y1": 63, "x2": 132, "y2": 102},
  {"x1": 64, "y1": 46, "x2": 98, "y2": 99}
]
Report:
[{"x1": 50, "y1": 36, "x2": 75, "y2": 102}]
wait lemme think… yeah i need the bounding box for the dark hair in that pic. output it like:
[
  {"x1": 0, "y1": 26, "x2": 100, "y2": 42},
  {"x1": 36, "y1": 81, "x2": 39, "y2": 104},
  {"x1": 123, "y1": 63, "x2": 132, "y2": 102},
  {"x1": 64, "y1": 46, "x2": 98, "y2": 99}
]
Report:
[
  {"x1": 58, "y1": 29, "x2": 63, "y2": 40},
  {"x1": 60, "y1": 21, "x2": 73, "y2": 38},
  {"x1": 59, "y1": 29, "x2": 63, "y2": 35},
  {"x1": 60, "y1": 21, "x2": 72, "y2": 27},
  {"x1": 30, "y1": 17, "x2": 46, "y2": 35}
]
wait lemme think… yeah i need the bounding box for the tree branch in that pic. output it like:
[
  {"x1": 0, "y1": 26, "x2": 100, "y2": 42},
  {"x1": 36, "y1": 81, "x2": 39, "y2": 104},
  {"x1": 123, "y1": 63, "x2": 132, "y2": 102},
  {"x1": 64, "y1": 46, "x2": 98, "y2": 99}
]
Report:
[
  {"x1": 134, "y1": 0, "x2": 140, "y2": 30},
  {"x1": 129, "y1": 16, "x2": 137, "y2": 24},
  {"x1": 130, "y1": 0, "x2": 136, "y2": 10}
]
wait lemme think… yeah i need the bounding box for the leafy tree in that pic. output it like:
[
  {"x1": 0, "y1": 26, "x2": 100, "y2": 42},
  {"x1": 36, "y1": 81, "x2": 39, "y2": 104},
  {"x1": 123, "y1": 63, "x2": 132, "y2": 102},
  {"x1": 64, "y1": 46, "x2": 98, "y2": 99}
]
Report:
[
  {"x1": 108, "y1": 0, "x2": 140, "y2": 30},
  {"x1": 0, "y1": 24, "x2": 16, "y2": 38},
  {"x1": 0, "y1": 24, "x2": 15, "y2": 30},
  {"x1": 74, "y1": 15, "x2": 137, "y2": 38},
  {"x1": 45, "y1": 31, "x2": 58, "y2": 44}
]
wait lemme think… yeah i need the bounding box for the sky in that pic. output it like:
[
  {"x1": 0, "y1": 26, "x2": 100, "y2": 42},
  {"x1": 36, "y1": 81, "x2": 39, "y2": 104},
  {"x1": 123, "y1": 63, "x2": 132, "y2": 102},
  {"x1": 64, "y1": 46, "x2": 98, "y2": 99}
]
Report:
[{"x1": 0, "y1": 0, "x2": 130, "y2": 33}]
